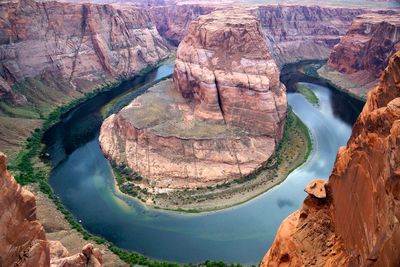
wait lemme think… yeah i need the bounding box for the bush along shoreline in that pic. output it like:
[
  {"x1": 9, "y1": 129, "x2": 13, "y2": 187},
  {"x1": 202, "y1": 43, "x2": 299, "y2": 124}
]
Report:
[{"x1": 8, "y1": 64, "x2": 246, "y2": 267}]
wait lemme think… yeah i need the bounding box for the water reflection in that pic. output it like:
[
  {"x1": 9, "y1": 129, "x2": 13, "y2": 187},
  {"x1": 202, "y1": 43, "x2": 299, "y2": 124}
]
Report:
[{"x1": 45, "y1": 64, "x2": 363, "y2": 264}]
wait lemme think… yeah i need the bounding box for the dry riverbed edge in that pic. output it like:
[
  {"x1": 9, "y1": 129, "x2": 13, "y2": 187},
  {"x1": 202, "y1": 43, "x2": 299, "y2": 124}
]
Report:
[{"x1": 113, "y1": 108, "x2": 312, "y2": 213}]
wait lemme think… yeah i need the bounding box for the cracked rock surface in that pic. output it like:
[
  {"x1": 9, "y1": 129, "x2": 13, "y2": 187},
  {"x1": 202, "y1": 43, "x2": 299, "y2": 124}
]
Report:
[{"x1": 100, "y1": 10, "x2": 287, "y2": 190}]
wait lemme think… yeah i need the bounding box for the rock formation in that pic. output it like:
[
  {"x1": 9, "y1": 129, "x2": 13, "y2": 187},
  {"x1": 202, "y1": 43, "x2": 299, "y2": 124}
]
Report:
[
  {"x1": 0, "y1": 0, "x2": 170, "y2": 157},
  {"x1": 319, "y1": 12, "x2": 400, "y2": 98},
  {"x1": 0, "y1": 0, "x2": 170, "y2": 104},
  {"x1": 0, "y1": 151, "x2": 103, "y2": 266},
  {"x1": 261, "y1": 50, "x2": 400, "y2": 266},
  {"x1": 256, "y1": 5, "x2": 365, "y2": 65},
  {"x1": 151, "y1": 5, "x2": 365, "y2": 65},
  {"x1": 50, "y1": 243, "x2": 103, "y2": 267},
  {"x1": 100, "y1": 10, "x2": 287, "y2": 190},
  {"x1": 0, "y1": 152, "x2": 50, "y2": 266}
]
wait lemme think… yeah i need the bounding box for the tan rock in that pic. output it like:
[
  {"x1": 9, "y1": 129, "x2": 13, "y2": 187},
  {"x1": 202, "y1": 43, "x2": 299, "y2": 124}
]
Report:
[
  {"x1": 262, "y1": 51, "x2": 400, "y2": 266},
  {"x1": 51, "y1": 243, "x2": 103, "y2": 267},
  {"x1": 151, "y1": 4, "x2": 365, "y2": 65},
  {"x1": 0, "y1": 0, "x2": 170, "y2": 103},
  {"x1": 0, "y1": 151, "x2": 105, "y2": 266},
  {"x1": 49, "y1": 240, "x2": 69, "y2": 260},
  {"x1": 304, "y1": 179, "x2": 327, "y2": 199},
  {"x1": 100, "y1": 10, "x2": 287, "y2": 190},
  {"x1": 0, "y1": 152, "x2": 50, "y2": 267},
  {"x1": 322, "y1": 13, "x2": 400, "y2": 97}
]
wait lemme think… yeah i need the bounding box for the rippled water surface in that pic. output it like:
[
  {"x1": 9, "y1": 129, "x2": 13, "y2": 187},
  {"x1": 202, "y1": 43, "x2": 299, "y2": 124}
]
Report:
[{"x1": 45, "y1": 64, "x2": 363, "y2": 264}]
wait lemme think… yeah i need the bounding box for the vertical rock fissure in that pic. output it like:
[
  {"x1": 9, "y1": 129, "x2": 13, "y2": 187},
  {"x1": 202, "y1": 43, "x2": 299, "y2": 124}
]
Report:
[
  {"x1": 69, "y1": 5, "x2": 89, "y2": 82},
  {"x1": 213, "y1": 71, "x2": 227, "y2": 125}
]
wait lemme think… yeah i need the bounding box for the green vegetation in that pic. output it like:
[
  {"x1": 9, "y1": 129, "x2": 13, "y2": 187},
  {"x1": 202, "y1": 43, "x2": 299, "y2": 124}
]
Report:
[
  {"x1": 111, "y1": 160, "x2": 143, "y2": 197},
  {"x1": 299, "y1": 60, "x2": 366, "y2": 102},
  {"x1": 296, "y1": 83, "x2": 319, "y2": 106},
  {"x1": 0, "y1": 101, "x2": 41, "y2": 119},
  {"x1": 9, "y1": 65, "x2": 245, "y2": 267}
]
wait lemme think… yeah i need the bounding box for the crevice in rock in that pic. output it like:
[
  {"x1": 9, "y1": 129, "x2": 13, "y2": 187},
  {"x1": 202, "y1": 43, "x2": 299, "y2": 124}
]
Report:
[
  {"x1": 213, "y1": 71, "x2": 227, "y2": 125},
  {"x1": 69, "y1": 5, "x2": 88, "y2": 82}
]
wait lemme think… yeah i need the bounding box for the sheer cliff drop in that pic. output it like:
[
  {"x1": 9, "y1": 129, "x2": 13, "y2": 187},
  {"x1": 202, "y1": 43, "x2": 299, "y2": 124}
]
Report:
[{"x1": 100, "y1": 10, "x2": 287, "y2": 190}]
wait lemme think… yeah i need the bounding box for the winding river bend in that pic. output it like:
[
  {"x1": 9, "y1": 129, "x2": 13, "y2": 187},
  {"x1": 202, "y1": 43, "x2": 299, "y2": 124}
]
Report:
[{"x1": 43, "y1": 63, "x2": 363, "y2": 265}]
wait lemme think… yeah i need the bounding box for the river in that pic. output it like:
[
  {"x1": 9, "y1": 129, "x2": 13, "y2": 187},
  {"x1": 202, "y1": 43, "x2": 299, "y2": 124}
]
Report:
[{"x1": 43, "y1": 63, "x2": 364, "y2": 265}]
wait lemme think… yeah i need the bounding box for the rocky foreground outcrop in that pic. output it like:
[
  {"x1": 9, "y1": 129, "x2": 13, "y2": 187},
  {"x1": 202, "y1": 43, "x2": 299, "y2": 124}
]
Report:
[
  {"x1": 100, "y1": 11, "x2": 287, "y2": 190},
  {"x1": 0, "y1": 152, "x2": 49, "y2": 266},
  {"x1": 319, "y1": 12, "x2": 400, "y2": 98},
  {"x1": 0, "y1": 152, "x2": 103, "y2": 266},
  {"x1": 261, "y1": 50, "x2": 400, "y2": 266}
]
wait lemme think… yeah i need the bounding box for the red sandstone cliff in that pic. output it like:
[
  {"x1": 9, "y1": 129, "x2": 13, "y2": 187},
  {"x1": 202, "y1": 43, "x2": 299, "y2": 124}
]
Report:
[
  {"x1": 0, "y1": 0, "x2": 170, "y2": 156},
  {"x1": 261, "y1": 50, "x2": 400, "y2": 267},
  {"x1": 0, "y1": 152, "x2": 49, "y2": 266},
  {"x1": 319, "y1": 12, "x2": 400, "y2": 98},
  {"x1": 151, "y1": 5, "x2": 365, "y2": 65},
  {"x1": 100, "y1": 10, "x2": 286, "y2": 190},
  {"x1": 0, "y1": 151, "x2": 103, "y2": 266},
  {"x1": 0, "y1": 0, "x2": 170, "y2": 106}
]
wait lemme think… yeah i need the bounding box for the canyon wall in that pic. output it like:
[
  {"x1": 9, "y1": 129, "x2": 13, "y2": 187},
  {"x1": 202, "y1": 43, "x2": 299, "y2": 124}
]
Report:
[
  {"x1": 151, "y1": 5, "x2": 365, "y2": 65},
  {"x1": 256, "y1": 5, "x2": 365, "y2": 65},
  {"x1": 100, "y1": 10, "x2": 287, "y2": 190},
  {"x1": 0, "y1": 151, "x2": 103, "y2": 266},
  {"x1": 150, "y1": 4, "x2": 216, "y2": 45},
  {"x1": 319, "y1": 12, "x2": 400, "y2": 98},
  {"x1": 0, "y1": 0, "x2": 170, "y2": 156},
  {"x1": 261, "y1": 50, "x2": 400, "y2": 266},
  {"x1": 0, "y1": 0, "x2": 170, "y2": 104}
]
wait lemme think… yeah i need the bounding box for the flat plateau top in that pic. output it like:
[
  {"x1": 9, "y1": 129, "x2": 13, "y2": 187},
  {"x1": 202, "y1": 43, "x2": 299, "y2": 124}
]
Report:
[{"x1": 119, "y1": 79, "x2": 248, "y2": 139}]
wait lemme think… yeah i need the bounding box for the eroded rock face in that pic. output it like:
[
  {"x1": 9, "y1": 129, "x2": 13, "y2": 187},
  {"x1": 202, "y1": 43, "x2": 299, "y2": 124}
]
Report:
[
  {"x1": 173, "y1": 10, "x2": 286, "y2": 136},
  {"x1": 151, "y1": 5, "x2": 365, "y2": 65},
  {"x1": 320, "y1": 12, "x2": 400, "y2": 98},
  {"x1": 50, "y1": 243, "x2": 103, "y2": 267},
  {"x1": 257, "y1": 5, "x2": 365, "y2": 65},
  {"x1": 0, "y1": 151, "x2": 103, "y2": 266},
  {"x1": 262, "y1": 51, "x2": 400, "y2": 266},
  {"x1": 0, "y1": 0, "x2": 170, "y2": 104},
  {"x1": 100, "y1": 11, "x2": 287, "y2": 190},
  {"x1": 304, "y1": 179, "x2": 326, "y2": 199},
  {"x1": 0, "y1": 152, "x2": 50, "y2": 267}
]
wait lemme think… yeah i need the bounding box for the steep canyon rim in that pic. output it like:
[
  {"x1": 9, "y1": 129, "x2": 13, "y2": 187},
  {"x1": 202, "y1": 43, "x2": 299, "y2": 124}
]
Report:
[
  {"x1": 41, "y1": 61, "x2": 363, "y2": 264},
  {"x1": 1, "y1": 0, "x2": 394, "y2": 265}
]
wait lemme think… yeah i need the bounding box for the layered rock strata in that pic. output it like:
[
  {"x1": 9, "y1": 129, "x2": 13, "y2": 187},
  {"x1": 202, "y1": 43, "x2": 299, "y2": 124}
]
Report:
[
  {"x1": 0, "y1": 0, "x2": 170, "y2": 104},
  {"x1": 319, "y1": 12, "x2": 400, "y2": 98},
  {"x1": 0, "y1": 151, "x2": 103, "y2": 266},
  {"x1": 0, "y1": 0, "x2": 170, "y2": 156},
  {"x1": 151, "y1": 5, "x2": 366, "y2": 65},
  {"x1": 100, "y1": 11, "x2": 287, "y2": 190},
  {"x1": 261, "y1": 50, "x2": 400, "y2": 266}
]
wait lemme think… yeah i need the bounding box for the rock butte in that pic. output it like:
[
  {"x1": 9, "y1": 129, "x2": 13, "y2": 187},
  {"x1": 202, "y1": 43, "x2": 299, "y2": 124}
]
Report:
[
  {"x1": 151, "y1": 4, "x2": 366, "y2": 65},
  {"x1": 261, "y1": 50, "x2": 400, "y2": 266},
  {"x1": 100, "y1": 10, "x2": 287, "y2": 190},
  {"x1": 0, "y1": 152, "x2": 103, "y2": 266},
  {"x1": 0, "y1": 0, "x2": 366, "y2": 157},
  {"x1": 319, "y1": 12, "x2": 400, "y2": 98}
]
